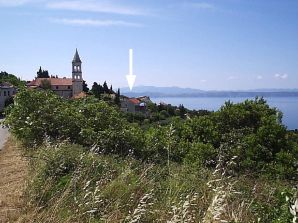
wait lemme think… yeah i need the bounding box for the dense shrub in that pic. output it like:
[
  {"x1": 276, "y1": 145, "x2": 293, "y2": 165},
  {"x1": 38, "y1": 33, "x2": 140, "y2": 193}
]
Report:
[
  {"x1": 5, "y1": 90, "x2": 142, "y2": 156},
  {"x1": 184, "y1": 142, "x2": 217, "y2": 167},
  {"x1": 0, "y1": 71, "x2": 25, "y2": 87},
  {"x1": 5, "y1": 89, "x2": 297, "y2": 180},
  {"x1": 5, "y1": 89, "x2": 297, "y2": 222},
  {"x1": 215, "y1": 98, "x2": 280, "y2": 132}
]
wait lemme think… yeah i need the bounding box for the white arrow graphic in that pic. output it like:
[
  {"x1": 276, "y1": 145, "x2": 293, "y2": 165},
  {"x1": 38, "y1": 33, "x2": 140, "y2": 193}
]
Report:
[{"x1": 126, "y1": 49, "x2": 136, "y2": 91}]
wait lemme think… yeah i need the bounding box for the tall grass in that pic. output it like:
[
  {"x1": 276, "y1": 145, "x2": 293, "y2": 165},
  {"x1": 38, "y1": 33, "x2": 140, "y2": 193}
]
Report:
[{"x1": 17, "y1": 141, "x2": 296, "y2": 223}]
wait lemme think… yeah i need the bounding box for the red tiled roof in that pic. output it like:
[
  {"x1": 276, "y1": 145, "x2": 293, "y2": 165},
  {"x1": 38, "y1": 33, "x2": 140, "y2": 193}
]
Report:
[
  {"x1": 129, "y1": 98, "x2": 140, "y2": 105},
  {"x1": 28, "y1": 78, "x2": 73, "y2": 86}
]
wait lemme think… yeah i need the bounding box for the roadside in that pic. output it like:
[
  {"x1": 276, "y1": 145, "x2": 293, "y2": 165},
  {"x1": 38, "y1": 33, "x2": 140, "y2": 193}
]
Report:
[
  {"x1": 0, "y1": 125, "x2": 28, "y2": 222},
  {"x1": 0, "y1": 118, "x2": 9, "y2": 151}
]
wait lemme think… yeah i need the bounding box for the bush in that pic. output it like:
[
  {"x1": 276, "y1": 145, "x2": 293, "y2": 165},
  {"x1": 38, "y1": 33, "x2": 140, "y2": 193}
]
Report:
[
  {"x1": 5, "y1": 89, "x2": 143, "y2": 157},
  {"x1": 5, "y1": 89, "x2": 297, "y2": 180},
  {"x1": 184, "y1": 142, "x2": 217, "y2": 167},
  {"x1": 6, "y1": 90, "x2": 298, "y2": 222}
]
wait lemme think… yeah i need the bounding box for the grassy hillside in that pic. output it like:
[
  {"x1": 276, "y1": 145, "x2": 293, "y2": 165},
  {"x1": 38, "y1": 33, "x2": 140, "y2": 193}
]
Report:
[
  {"x1": 15, "y1": 143, "x2": 295, "y2": 223},
  {"x1": 4, "y1": 89, "x2": 298, "y2": 222}
]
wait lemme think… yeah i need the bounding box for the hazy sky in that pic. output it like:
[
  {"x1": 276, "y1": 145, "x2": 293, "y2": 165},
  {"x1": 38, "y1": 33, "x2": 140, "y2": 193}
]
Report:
[{"x1": 0, "y1": 0, "x2": 297, "y2": 90}]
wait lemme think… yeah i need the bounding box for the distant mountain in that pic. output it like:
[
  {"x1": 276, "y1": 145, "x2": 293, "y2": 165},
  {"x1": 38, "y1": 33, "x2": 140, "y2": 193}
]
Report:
[
  {"x1": 121, "y1": 86, "x2": 205, "y2": 95},
  {"x1": 120, "y1": 86, "x2": 298, "y2": 98},
  {"x1": 243, "y1": 88, "x2": 298, "y2": 92}
]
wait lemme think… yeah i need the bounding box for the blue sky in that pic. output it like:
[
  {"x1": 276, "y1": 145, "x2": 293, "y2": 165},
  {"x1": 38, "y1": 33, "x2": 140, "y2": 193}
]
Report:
[{"x1": 0, "y1": 0, "x2": 297, "y2": 90}]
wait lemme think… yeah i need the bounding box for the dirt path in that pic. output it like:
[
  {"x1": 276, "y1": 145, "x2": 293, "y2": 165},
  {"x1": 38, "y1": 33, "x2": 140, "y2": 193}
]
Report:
[{"x1": 0, "y1": 137, "x2": 28, "y2": 223}]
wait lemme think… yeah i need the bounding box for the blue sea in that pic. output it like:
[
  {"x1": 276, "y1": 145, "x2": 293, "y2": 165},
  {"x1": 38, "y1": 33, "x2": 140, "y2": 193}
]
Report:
[{"x1": 151, "y1": 97, "x2": 298, "y2": 130}]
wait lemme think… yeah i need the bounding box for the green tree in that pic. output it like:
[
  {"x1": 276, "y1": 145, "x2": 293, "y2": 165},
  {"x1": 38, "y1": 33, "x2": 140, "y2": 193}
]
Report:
[
  {"x1": 40, "y1": 79, "x2": 51, "y2": 90},
  {"x1": 103, "y1": 81, "x2": 109, "y2": 94},
  {"x1": 114, "y1": 88, "x2": 121, "y2": 106},
  {"x1": 178, "y1": 104, "x2": 186, "y2": 119},
  {"x1": 91, "y1": 82, "x2": 101, "y2": 98},
  {"x1": 83, "y1": 81, "x2": 89, "y2": 93},
  {"x1": 4, "y1": 97, "x2": 14, "y2": 108},
  {"x1": 0, "y1": 71, "x2": 25, "y2": 87},
  {"x1": 37, "y1": 66, "x2": 50, "y2": 78}
]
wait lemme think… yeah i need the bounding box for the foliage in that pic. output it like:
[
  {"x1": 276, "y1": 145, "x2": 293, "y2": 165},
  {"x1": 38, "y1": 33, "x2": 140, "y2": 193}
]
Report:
[
  {"x1": 5, "y1": 90, "x2": 297, "y2": 181},
  {"x1": 5, "y1": 90, "x2": 298, "y2": 222},
  {"x1": 40, "y1": 79, "x2": 51, "y2": 90},
  {"x1": 178, "y1": 104, "x2": 186, "y2": 118},
  {"x1": 37, "y1": 66, "x2": 50, "y2": 78},
  {"x1": 21, "y1": 143, "x2": 296, "y2": 223},
  {"x1": 4, "y1": 96, "x2": 14, "y2": 107},
  {"x1": 90, "y1": 81, "x2": 114, "y2": 99},
  {"x1": 114, "y1": 88, "x2": 121, "y2": 106},
  {"x1": 0, "y1": 71, "x2": 25, "y2": 87},
  {"x1": 5, "y1": 89, "x2": 142, "y2": 157},
  {"x1": 184, "y1": 142, "x2": 217, "y2": 167},
  {"x1": 83, "y1": 80, "x2": 89, "y2": 92}
]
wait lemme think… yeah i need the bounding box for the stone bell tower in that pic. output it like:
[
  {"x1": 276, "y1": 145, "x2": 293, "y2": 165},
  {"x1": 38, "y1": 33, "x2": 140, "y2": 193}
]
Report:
[{"x1": 72, "y1": 48, "x2": 83, "y2": 96}]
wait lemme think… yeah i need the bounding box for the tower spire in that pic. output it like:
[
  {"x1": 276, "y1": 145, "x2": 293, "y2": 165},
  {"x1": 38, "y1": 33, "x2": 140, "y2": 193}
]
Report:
[
  {"x1": 72, "y1": 49, "x2": 83, "y2": 96},
  {"x1": 73, "y1": 48, "x2": 82, "y2": 63}
]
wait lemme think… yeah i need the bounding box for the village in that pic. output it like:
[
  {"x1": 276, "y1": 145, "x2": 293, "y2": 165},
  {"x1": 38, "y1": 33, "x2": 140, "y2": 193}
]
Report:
[{"x1": 0, "y1": 49, "x2": 152, "y2": 115}]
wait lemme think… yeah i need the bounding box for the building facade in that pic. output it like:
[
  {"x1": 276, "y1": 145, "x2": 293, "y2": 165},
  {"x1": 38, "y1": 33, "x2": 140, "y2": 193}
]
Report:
[
  {"x1": 120, "y1": 97, "x2": 147, "y2": 114},
  {"x1": 0, "y1": 82, "x2": 16, "y2": 112},
  {"x1": 27, "y1": 49, "x2": 84, "y2": 98}
]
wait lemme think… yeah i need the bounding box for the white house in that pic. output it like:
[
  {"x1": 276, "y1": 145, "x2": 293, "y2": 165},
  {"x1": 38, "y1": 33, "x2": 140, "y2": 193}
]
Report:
[
  {"x1": 120, "y1": 97, "x2": 147, "y2": 114},
  {"x1": 0, "y1": 82, "x2": 16, "y2": 112}
]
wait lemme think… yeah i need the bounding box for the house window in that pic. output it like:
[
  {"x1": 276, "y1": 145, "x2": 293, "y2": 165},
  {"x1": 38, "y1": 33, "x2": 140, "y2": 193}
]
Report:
[
  {"x1": 8, "y1": 91, "x2": 10, "y2": 96},
  {"x1": 56, "y1": 86, "x2": 59, "y2": 90},
  {"x1": 4, "y1": 91, "x2": 6, "y2": 96},
  {"x1": 68, "y1": 86, "x2": 71, "y2": 89}
]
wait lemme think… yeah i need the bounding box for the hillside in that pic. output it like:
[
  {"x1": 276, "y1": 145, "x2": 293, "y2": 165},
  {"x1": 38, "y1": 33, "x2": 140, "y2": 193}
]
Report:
[
  {"x1": 121, "y1": 86, "x2": 298, "y2": 98},
  {"x1": 3, "y1": 89, "x2": 298, "y2": 222}
]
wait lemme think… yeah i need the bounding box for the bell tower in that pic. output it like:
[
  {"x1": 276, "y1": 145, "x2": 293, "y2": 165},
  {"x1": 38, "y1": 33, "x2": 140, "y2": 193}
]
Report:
[{"x1": 72, "y1": 48, "x2": 83, "y2": 96}]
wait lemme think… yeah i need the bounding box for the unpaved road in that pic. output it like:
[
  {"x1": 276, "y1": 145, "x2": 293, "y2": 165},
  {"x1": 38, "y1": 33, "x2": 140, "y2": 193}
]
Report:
[{"x1": 0, "y1": 121, "x2": 28, "y2": 222}]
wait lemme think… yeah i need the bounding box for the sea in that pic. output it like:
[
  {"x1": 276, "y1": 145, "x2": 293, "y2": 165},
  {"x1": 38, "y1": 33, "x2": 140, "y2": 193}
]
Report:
[{"x1": 151, "y1": 97, "x2": 298, "y2": 130}]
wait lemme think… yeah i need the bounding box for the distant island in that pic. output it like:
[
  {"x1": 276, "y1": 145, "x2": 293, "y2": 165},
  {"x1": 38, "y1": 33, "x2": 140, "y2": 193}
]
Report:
[{"x1": 121, "y1": 86, "x2": 298, "y2": 98}]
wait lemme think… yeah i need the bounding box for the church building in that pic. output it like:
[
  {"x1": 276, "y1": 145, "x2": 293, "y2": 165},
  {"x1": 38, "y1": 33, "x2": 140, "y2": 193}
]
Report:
[{"x1": 27, "y1": 49, "x2": 84, "y2": 98}]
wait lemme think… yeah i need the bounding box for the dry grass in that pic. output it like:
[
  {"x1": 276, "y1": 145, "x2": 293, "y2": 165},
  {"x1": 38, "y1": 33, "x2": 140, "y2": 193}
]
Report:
[
  {"x1": 5, "y1": 141, "x2": 294, "y2": 223},
  {"x1": 0, "y1": 138, "x2": 28, "y2": 223}
]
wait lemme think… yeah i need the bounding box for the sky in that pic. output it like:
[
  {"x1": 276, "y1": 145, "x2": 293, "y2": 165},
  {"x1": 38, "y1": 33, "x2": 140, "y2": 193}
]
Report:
[{"x1": 0, "y1": 0, "x2": 298, "y2": 90}]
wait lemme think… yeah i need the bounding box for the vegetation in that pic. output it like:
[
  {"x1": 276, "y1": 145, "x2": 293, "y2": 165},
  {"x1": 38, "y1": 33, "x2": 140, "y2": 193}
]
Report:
[
  {"x1": 4, "y1": 89, "x2": 298, "y2": 222},
  {"x1": 83, "y1": 80, "x2": 89, "y2": 93},
  {"x1": 91, "y1": 81, "x2": 115, "y2": 97},
  {"x1": 0, "y1": 71, "x2": 25, "y2": 87},
  {"x1": 124, "y1": 101, "x2": 211, "y2": 126},
  {"x1": 37, "y1": 66, "x2": 50, "y2": 78},
  {"x1": 40, "y1": 79, "x2": 52, "y2": 90},
  {"x1": 114, "y1": 88, "x2": 121, "y2": 106},
  {"x1": 90, "y1": 81, "x2": 121, "y2": 105},
  {"x1": 19, "y1": 143, "x2": 297, "y2": 223},
  {"x1": 0, "y1": 71, "x2": 24, "y2": 114}
]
